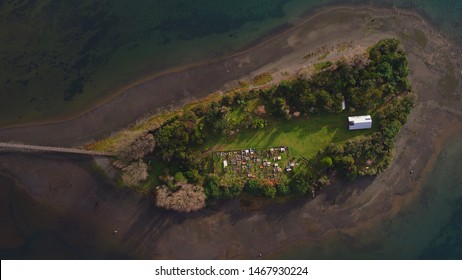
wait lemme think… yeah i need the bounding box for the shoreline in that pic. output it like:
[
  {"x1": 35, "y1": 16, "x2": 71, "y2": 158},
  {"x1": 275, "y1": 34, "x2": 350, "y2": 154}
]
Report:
[
  {"x1": 1, "y1": 5, "x2": 458, "y2": 148},
  {"x1": 268, "y1": 121, "x2": 462, "y2": 259},
  {"x1": 0, "y1": 4, "x2": 458, "y2": 132},
  {"x1": 1, "y1": 5, "x2": 461, "y2": 259},
  {"x1": 0, "y1": 5, "x2": 344, "y2": 130}
]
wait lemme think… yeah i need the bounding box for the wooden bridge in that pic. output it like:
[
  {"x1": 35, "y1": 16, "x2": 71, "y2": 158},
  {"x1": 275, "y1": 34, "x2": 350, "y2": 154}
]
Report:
[{"x1": 0, "y1": 142, "x2": 116, "y2": 157}]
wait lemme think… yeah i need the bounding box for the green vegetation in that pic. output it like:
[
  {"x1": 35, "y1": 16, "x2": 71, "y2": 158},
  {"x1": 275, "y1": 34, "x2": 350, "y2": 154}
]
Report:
[
  {"x1": 314, "y1": 61, "x2": 332, "y2": 71},
  {"x1": 96, "y1": 38, "x2": 413, "y2": 212},
  {"x1": 238, "y1": 80, "x2": 251, "y2": 88},
  {"x1": 317, "y1": 51, "x2": 330, "y2": 60},
  {"x1": 206, "y1": 113, "x2": 374, "y2": 158},
  {"x1": 252, "y1": 73, "x2": 273, "y2": 86}
]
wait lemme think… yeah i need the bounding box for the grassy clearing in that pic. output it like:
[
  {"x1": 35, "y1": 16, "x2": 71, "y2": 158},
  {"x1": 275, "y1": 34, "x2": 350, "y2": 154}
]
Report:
[{"x1": 205, "y1": 112, "x2": 374, "y2": 158}]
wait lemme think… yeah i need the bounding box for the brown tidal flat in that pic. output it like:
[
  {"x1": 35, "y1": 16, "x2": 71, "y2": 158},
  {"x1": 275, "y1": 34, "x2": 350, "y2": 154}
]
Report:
[{"x1": 0, "y1": 6, "x2": 461, "y2": 259}]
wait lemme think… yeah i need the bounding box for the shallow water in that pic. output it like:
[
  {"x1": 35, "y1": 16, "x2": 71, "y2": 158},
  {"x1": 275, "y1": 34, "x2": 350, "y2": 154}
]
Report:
[
  {"x1": 275, "y1": 131, "x2": 462, "y2": 259},
  {"x1": 1, "y1": 0, "x2": 461, "y2": 124},
  {"x1": 1, "y1": 131, "x2": 461, "y2": 259},
  {"x1": 0, "y1": 175, "x2": 80, "y2": 259}
]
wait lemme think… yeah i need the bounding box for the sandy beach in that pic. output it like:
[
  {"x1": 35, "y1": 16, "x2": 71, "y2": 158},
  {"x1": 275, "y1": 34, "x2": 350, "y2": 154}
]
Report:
[{"x1": 0, "y1": 6, "x2": 461, "y2": 259}]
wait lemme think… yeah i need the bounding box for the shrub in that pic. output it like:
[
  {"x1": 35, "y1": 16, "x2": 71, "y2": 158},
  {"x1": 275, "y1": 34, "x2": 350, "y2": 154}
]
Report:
[
  {"x1": 320, "y1": 156, "x2": 333, "y2": 169},
  {"x1": 174, "y1": 172, "x2": 187, "y2": 184}
]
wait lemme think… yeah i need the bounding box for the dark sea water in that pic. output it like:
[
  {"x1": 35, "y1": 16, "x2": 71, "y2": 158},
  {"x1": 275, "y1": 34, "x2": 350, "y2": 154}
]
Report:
[{"x1": 0, "y1": 0, "x2": 461, "y2": 259}]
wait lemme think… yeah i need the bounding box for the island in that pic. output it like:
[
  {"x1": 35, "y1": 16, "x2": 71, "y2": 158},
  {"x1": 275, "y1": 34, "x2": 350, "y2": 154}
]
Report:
[
  {"x1": 1, "y1": 4, "x2": 461, "y2": 259},
  {"x1": 87, "y1": 38, "x2": 413, "y2": 212}
]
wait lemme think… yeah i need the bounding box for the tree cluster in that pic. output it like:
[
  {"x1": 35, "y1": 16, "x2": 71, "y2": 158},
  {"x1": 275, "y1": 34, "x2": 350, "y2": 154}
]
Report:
[
  {"x1": 154, "y1": 110, "x2": 204, "y2": 162},
  {"x1": 125, "y1": 38, "x2": 414, "y2": 208},
  {"x1": 155, "y1": 183, "x2": 206, "y2": 212},
  {"x1": 260, "y1": 38, "x2": 410, "y2": 117},
  {"x1": 321, "y1": 94, "x2": 415, "y2": 180}
]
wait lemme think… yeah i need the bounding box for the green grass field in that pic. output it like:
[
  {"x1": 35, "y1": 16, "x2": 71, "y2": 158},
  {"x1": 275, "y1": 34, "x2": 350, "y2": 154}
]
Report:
[{"x1": 205, "y1": 112, "x2": 374, "y2": 158}]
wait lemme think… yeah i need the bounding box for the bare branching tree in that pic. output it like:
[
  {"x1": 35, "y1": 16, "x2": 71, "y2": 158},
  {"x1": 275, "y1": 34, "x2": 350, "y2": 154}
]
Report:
[
  {"x1": 121, "y1": 159, "x2": 148, "y2": 187},
  {"x1": 155, "y1": 183, "x2": 206, "y2": 212},
  {"x1": 120, "y1": 133, "x2": 156, "y2": 160}
]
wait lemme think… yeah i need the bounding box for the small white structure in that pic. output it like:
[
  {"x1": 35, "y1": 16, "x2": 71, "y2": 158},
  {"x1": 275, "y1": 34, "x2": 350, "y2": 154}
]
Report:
[
  {"x1": 348, "y1": 115, "x2": 372, "y2": 130},
  {"x1": 341, "y1": 98, "x2": 346, "y2": 111},
  {"x1": 223, "y1": 160, "x2": 228, "y2": 168}
]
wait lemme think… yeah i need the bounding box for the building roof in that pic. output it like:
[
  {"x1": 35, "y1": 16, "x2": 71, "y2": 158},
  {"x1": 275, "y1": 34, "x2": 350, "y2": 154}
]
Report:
[{"x1": 348, "y1": 115, "x2": 372, "y2": 123}]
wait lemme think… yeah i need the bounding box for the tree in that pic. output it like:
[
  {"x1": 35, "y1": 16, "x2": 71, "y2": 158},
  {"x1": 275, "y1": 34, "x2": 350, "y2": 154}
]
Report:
[
  {"x1": 174, "y1": 172, "x2": 187, "y2": 184},
  {"x1": 120, "y1": 133, "x2": 156, "y2": 160},
  {"x1": 338, "y1": 155, "x2": 355, "y2": 170},
  {"x1": 290, "y1": 176, "x2": 310, "y2": 195},
  {"x1": 154, "y1": 110, "x2": 204, "y2": 161},
  {"x1": 262, "y1": 184, "x2": 277, "y2": 199},
  {"x1": 320, "y1": 156, "x2": 333, "y2": 169},
  {"x1": 120, "y1": 160, "x2": 148, "y2": 187},
  {"x1": 276, "y1": 183, "x2": 290, "y2": 196},
  {"x1": 382, "y1": 120, "x2": 402, "y2": 139},
  {"x1": 337, "y1": 155, "x2": 357, "y2": 180},
  {"x1": 271, "y1": 97, "x2": 290, "y2": 119},
  {"x1": 155, "y1": 183, "x2": 206, "y2": 212},
  {"x1": 316, "y1": 90, "x2": 335, "y2": 112},
  {"x1": 244, "y1": 179, "x2": 260, "y2": 195},
  {"x1": 300, "y1": 90, "x2": 316, "y2": 113},
  {"x1": 204, "y1": 175, "x2": 221, "y2": 199},
  {"x1": 326, "y1": 143, "x2": 344, "y2": 156},
  {"x1": 222, "y1": 182, "x2": 243, "y2": 198},
  {"x1": 185, "y1": 169, "x2": 202, "y2": 184}
]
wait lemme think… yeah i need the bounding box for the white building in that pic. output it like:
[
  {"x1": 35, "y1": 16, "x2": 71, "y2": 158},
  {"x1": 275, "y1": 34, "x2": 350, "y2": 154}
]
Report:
[
  {"x1": 223, "y1": 160, "x2": 228, "y2": 168},
  {"x1": 348, "y1": 115, "x2": 372, "y2": 130}
]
